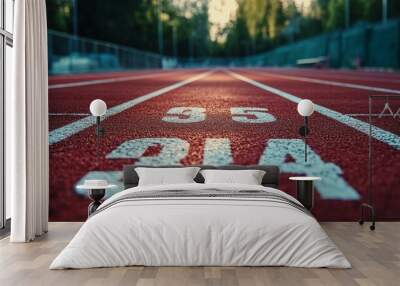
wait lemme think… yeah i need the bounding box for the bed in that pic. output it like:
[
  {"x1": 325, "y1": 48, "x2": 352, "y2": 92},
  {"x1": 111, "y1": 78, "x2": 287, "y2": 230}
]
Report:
[{"x1": 50, "y1": 165, "x2": 350, "y2": 269}]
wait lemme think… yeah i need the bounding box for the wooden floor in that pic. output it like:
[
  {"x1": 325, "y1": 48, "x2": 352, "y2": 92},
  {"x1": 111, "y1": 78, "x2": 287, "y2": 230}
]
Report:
[{"x1": 0, "y1": 222, "x2": 399, "y2": 286}]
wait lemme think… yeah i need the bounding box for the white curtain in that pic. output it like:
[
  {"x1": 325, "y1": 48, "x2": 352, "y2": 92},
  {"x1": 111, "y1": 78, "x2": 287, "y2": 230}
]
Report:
[{"x1": 8, "y1": 0, "x2": 49, "y2": 242}]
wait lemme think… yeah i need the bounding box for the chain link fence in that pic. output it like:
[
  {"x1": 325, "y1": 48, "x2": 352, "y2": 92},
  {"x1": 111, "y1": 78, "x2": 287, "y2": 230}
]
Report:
[
  {"x1": 49, "y1": 18, "x2": 400, "y2": 73},
  {"x1": 179, "y1": 19, "x2": 400, "y2": 70},
  {"x1": 48, "y1": 30, "x2": 163, "y2": 74},
  {"x1": 244, "y1": 19, "x2": 400, "y2": 69}
]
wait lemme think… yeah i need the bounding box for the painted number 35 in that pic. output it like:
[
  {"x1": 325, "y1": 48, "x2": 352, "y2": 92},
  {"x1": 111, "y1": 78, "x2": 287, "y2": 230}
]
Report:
[{"x1": 162, "y1": 107, "x2": 276, "y2": 123}]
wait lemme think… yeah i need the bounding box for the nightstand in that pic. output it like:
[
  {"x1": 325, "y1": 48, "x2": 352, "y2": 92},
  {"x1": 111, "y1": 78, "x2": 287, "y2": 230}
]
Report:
[{"x1": 289, "y1": 176, "x2": 321, "y2": 210}]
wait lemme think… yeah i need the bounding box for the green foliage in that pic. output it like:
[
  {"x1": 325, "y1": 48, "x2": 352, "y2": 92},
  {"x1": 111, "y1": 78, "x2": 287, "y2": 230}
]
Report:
[
  {"x1": 46, "y1": 0, "x2": 73, "y2": 32},
  {"x1": 323, "y1": 0, "x2": 345, "y2": 30},
  {"x1": 46, "y1": 0, "x2": 400, "y2": 58},
  {"x1": 46, "y1": 0, "x2": 210, "y2": 57}
]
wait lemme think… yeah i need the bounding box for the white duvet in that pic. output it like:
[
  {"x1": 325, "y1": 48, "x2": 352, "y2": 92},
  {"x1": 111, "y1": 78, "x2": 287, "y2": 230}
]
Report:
[{"x1": 50, "y1": 183, "x2": 351, "y2": 269}]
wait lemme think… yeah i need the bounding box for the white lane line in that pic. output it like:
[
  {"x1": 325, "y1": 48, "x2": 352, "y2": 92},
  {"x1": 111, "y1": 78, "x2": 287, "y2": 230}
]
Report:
[
  {"x1": 254, "y1": 70, "x2": 400, "y2": 94},
  {"x1": 228, "y1": 71, "x2": 400, "y2": 150},
  {"x1": 49, "y1": 72, "x2": 172, "y2": 89},
  {"x1": 49, "y1": 70, "x2": 214, "y2": 145},
  {"x1": 288, "y1": 73, "x2": 400, "y2": 84},
  {"x1": 256, "y1": 68, "x2": 400, "y2": 83},
  {"x1": 345, "y1": 113, "x2": 397, "y2": 117}
]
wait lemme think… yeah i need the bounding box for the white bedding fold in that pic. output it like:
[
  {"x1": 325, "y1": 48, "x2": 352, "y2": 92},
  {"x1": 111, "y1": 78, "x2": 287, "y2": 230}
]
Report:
[{"x1": 50, "y1": 183, "x2": 351, "y2": 269}]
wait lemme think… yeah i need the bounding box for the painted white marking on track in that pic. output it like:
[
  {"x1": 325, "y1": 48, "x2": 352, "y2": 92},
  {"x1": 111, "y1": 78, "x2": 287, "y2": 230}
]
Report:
[
  {"x1": 230, "y1": 107, "x2": 276, "y2": 123},
  {"x1": 96, "y1": 137, "x2": 358, "y2": 200},
  {"x1": 203, "y1": 138, "x2": 233, "y2": 165},
  {"x1": 49, "y1": 72, "x2": 170, "y2": 89},
  {"x1": 228, "y1": 71, "x2": 400, "y2": 150},
  {"x1": 259, "y1": 139, "x2": 359, "y2": 200},
  {"x1": 254, "y1": 68, "x2": 400, "y2": 84},
  {"x1": 162, "y1": 107, "x2": 206, "y2": 123},
  {"x1": 106, "y1": 138, "x2": 189, "y2": 165},
  {"x1": 345, "y1": 113, "x2": 397, "y2": 117},
  {"x1": 256, "y1": 71, "x2": 400, "y2": 94},
  {"x1": 49, "y1": 70, "x2": 214, "y2": 145}
]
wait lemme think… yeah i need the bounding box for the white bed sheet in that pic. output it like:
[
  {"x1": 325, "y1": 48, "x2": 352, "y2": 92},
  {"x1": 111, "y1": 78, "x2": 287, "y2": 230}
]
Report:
[{"x1": 50, "y1": 183, "x2": 351, "y2": 269}]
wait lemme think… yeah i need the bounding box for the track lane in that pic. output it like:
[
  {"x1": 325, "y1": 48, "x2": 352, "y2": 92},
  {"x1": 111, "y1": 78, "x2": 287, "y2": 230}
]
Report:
[
  {"x1": 261, "y1": 68, "x2": 400, "y2": 86},
  {"x1": 49, "y1": 69, "x2": 206, "y2": 130},
  {"x1": 50, "y1": 70, "x2": 217, "y2": 220},
  {"x1": 229, "y1": 68, "x2": 400, "y2": 220},
  {"x1": 50, "y1": 69, "x2": 399, "y2": 221},
  {"x1": 51, "y1": 70, "x2": 301, "y2": 220},
  {"x1": 253, "y1": 69, "x2": 400, "y2": 94},
  {"x1": 49, "y1": 69, "x2": 163, "y2": 85},
  {"x1": 49, "y1": 68, "x2": 208, "y2": 85},
  {"x1": 238, "y1": 68, "x2": 400, "y2": 136}
]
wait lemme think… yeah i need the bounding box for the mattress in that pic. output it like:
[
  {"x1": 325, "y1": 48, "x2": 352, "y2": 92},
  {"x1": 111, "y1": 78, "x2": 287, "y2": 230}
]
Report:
[{"x1": 50, "y1": 183, "x2": 351, "y2": 269}]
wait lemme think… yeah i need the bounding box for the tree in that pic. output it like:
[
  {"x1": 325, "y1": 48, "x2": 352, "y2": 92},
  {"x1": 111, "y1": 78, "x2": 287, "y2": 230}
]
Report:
[
  {"x1": 46, "y1": 0, "x2": 400, "y2": 58},
  {"x1": 46, "y1": 0, "x2": 73, "y2": 33}
]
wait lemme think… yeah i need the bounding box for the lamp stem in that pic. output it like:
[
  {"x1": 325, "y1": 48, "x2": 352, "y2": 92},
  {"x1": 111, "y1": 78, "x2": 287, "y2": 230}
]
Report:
[
  {"x1": 304, "y1": 137, "x2": 307, "y2": 162},
  {"x1": 96, "y1": 116, "x2": 100, "y2": 168},
  {"x1": 304, "y1": 116, "x2": 309, "y2": 162},
  {"x1": 96, "y1": 116, "x2": 101, "y2": 136}
]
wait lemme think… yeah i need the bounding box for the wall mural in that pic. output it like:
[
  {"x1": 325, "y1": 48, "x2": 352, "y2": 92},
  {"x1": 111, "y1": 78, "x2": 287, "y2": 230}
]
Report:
[
  {"x1": 49, "y1": 69, "x2": 400, "y2": 222},
  {"x1": 46, "y1": 1, "x2": 400, "y2": 222}
]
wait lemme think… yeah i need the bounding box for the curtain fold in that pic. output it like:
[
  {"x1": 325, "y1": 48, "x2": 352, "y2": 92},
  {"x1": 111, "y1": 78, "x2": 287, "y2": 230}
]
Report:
[{"x1": 9, "y1": 0, "x2": 49, "y2": 242}]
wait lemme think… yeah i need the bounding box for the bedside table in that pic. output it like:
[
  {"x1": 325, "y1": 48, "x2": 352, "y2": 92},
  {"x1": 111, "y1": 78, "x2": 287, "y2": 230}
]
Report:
[
  {"x1": 77, "y1": 180, "x2": 117, "y2": 217},
  {"x1": 289, "y1": 176, "x2": 321, "y2": 210}
]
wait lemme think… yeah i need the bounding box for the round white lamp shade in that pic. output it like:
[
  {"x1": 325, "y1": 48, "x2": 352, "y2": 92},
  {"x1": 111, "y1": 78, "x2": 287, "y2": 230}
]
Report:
[
  {"x1": 297, "y1": 99, "x2": 315, "y2": 117},
  {"x1": 90, "y1": 99, "x2": 107, "y2": 116}
]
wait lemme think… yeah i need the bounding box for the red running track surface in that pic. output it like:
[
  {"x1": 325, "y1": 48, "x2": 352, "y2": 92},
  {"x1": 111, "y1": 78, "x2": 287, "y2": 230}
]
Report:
[{"x1": 49, "y1": 68, "x2": 400, "y2": 221}]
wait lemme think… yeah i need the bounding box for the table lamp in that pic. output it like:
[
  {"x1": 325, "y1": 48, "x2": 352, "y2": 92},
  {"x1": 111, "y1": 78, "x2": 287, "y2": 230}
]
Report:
[
  {"x1": 297, "y1": 99, "x2": 314, "y2": 162},
  {"x1": 90, "y1": 99, "x2": 107, "y2": 136},
  {"x1": 90, "y1": 99, "x2": 107, "y2": 166}
]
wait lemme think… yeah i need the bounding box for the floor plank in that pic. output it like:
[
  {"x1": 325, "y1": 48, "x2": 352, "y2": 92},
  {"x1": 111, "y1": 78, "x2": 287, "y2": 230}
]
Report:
[{"x1": 0, "y1": 222, "x2": 399, "y2": 286}]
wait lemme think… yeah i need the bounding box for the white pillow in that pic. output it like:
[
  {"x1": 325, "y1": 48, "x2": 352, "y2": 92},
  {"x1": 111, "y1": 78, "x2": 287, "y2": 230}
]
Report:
[
  {"x1": 135, "y1": 167, "x2": 200, "y2": 186},
  {"x1": 200, "y1": 169, "x2": 266, "y2": 185}
]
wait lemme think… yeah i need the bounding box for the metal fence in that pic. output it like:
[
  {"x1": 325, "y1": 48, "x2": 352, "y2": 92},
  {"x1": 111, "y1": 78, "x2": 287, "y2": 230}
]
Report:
[
  {"x1": 49, "y1": 18, "x2": 400, "y2": 74},
  {"x1": 242, "y1": 19, "x2": 400, "y2": 69},
  {"x1": 48, "y1": 30, "x2": 163, "y2": 74},
  {"x1": 179, "y1": 19, "x2": 400, "y2": 70}
]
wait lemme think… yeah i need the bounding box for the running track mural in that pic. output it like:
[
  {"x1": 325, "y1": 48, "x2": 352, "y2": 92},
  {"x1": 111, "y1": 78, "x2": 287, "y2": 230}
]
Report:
[{"x1": 49, "y1": 68, "x2": 400, "y2": 221}]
